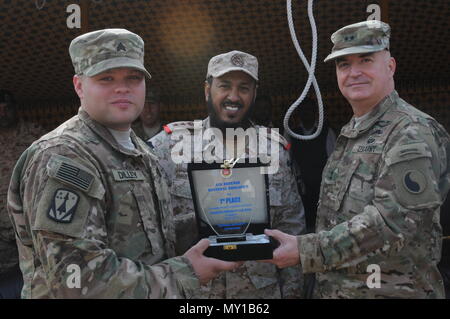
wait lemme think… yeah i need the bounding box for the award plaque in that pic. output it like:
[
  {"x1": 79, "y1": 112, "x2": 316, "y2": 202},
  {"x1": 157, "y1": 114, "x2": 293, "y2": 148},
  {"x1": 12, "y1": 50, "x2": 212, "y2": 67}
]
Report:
[{"x1": 187, "y1": 160, "x2": 276, "y2": 261}]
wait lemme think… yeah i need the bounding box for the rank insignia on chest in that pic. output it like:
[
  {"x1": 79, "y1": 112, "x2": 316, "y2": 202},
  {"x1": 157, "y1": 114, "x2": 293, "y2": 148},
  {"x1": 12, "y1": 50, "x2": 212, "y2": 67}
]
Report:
[{"x1": 47, "y1": 189, "x2": 79, "y2": 223}]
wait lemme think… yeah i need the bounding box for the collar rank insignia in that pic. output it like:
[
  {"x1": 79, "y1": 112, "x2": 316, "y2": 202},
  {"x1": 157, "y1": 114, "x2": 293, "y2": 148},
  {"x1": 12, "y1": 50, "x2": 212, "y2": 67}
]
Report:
[{"x1": 48, "y1": 189, "x2": 80, "y2": 223}]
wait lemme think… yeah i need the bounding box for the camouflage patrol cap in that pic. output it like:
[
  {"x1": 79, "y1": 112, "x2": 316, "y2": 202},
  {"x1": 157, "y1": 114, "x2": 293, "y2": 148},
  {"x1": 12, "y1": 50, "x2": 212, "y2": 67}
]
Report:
[
  {"x1": 69, "y1": 28, "x2": 151, "y2": 78},
  {"x1": 324, "y1": 20, "x2": 391, "y2": 62},
  {"x1": 206, "y1": 50, "x2": 258, "y2": 81}
]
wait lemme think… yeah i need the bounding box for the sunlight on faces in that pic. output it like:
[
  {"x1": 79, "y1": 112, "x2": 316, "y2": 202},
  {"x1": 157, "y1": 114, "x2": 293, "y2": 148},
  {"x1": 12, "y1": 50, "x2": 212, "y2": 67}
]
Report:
[
  {"x1": 335, "y1": 50, "x2": 396, "y2": 114},
  {"x1": 73, "y1": 67, "x2": 146, "y2": 131}
]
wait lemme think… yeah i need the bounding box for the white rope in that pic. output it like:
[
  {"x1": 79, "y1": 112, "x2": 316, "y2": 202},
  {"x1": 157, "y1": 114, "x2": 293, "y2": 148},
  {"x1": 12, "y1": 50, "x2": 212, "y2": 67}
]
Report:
[
  {"x1": 35, "y1": 0, "x2": 46, "y2": 10},
  {"x1": 284, "y1": 0, "x2": 324, "y2": 140}
]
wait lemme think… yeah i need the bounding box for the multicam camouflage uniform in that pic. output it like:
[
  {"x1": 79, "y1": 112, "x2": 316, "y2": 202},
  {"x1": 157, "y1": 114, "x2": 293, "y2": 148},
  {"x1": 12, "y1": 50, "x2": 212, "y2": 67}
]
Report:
[
  {"x1": 149, "y1": 117, "x2": 306, "y2": 298},
  {"x1": 7, "y1": 109, "x2": 199, "y2": 298},
  {"x1": 298, "y1": 91, "x2": 450, "y2": 298},
  {"x1": 0, "y1": 120, "x2": 46, "y2": 275}
]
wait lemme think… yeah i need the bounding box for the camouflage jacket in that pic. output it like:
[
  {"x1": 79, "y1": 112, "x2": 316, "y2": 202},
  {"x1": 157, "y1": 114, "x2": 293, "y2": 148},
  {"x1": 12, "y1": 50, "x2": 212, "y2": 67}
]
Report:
[
  {"x1": 298, "y1": 91, "x2": 450, "y2": 298},
  {"x1": 7, "y1": 109, "x2": 199, "y2": 298},
  {"x1": 1, "y1": 120, "x2": 46, "y2": 275},
  {"x1": 149, "y1": 117, "x2": 306, "y2": 298}
]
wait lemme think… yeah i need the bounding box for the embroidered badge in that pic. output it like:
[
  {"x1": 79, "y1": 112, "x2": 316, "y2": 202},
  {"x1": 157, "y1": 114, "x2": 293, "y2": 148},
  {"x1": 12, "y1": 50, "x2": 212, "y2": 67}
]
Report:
[
  {"x1": 56, "y1": 162, "x2": 94, "y2": 192},
  {"x1": 230, "y1": 53, "x2": 244, "y2": 67},
  {"x1": 48, "y1": 189, "x2": 80, "y2": 223},
  {"x1": 355, "y1": 145, "x2": 378, "y2": 153},
  {"x1": 403, "y1": 170, "x2": 427, "y2": 194},
  {"x1": 112, "y1": 170, "x2": 145, "y2": 182},
  {"x1": 344, "y1": 34, "x2": 355, "y2": 42},
  {"x1": 117, "y1": 42, "x2": 127, "y2": 52}
]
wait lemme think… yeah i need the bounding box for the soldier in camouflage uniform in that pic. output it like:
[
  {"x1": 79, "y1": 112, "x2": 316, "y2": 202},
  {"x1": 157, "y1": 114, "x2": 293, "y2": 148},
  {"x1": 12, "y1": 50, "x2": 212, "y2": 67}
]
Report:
[
  {"x1": 0, "y1": 90, "x2": 46, "y2": 298},
  {"x1": 265, "y1": 20, "x2": 450, "y2": 298},
  {"x1": 132, "y1": 87, "x2": 164, "y2": 141},
  {"x1": 149, "y1": 51, "x2": 306, "y2": 298},
  {"x1": 6, "y1": 29, "x2": 239, "y2": 298}
]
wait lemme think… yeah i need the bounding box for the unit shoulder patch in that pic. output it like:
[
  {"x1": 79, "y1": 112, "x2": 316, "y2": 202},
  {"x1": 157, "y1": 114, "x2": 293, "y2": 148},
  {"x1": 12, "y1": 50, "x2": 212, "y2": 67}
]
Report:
[
  {"x1": 385, "y1": 143, "x2": 440, "y2": 210},
  {"x1": 402, "y1": 170, "x2": 427, "y2": 194},
  {"x1": 47, "y1": 189, "x2": 80, "y2": 223}
]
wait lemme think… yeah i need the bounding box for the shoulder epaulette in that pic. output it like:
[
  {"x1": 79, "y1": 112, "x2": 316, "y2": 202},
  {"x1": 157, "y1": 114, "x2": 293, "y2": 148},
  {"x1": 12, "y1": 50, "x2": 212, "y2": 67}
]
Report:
[{"x1": 163, "y1": 121, "x2": 195, "y2": 134}]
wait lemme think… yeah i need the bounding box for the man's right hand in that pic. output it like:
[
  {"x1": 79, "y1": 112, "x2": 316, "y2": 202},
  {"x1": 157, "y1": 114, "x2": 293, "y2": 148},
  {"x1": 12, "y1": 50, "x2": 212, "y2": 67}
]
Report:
[
  {"x1": 183, "y1": 239, "x2": 243, "y2": 285},
  {"x1": 261, "y1": 229, "x2": 300, "y2": 268}
]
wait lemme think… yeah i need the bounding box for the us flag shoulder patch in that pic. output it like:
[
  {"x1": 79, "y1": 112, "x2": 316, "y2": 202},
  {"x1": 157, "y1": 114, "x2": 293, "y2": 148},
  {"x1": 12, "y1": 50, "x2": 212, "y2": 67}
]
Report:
[{"x1": 55, "y1": 162, "x2": 94, "y2": 192}]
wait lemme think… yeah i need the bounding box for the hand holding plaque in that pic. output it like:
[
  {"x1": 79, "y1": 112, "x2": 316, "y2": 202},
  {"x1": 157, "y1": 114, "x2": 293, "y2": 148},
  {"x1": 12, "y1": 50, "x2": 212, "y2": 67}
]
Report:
[{"x1": 188, "y1": 160, "x2": 275, "y2": 261}]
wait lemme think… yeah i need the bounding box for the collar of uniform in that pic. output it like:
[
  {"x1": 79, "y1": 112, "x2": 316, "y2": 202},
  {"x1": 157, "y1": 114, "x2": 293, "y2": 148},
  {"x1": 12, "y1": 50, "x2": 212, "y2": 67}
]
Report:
[
  {"x1": 202, "y1": 117, "x2": 211, "y2": 130},
  {"x1": 202, "y1": 116, "x2": 256, "y2": 130},
  {"x1": 78, "y1": 108, "x2": 145, "y2": 157},
  {"x1": 202, "y1": 116, "x2": 259, "y2": 161},
  {"x1": 341, "y1": 90, "x2": 398, "y2": 138},
  {"x1": 131, "y1": 120, "x2": 145, "y2": 138}
]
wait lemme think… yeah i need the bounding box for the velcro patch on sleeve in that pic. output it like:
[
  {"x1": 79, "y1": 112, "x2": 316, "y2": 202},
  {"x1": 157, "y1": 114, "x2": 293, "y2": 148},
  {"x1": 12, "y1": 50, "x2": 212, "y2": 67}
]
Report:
[
  {"x1": 33, "y1": 179, "x2": 91, "y2": 238},
  {"x1": 46, "y1": 154, "x2": 105, "y2": 200},
  {"x1": 112, "y1": 170, "x2": 145, "y2": 182},
  {"x1": 385, "y1": 143, "x2": 431, "y2": 166},
  {"x1": 386, "y1": 143, "x2": 440, "y2": 210},
  {"x1": 57, "y1": 161, "x2": 93, "y2": 191},
  {"x1": 32, "y1": 155, "x2": 105, "y2": 238},
  {"x1": 47, "y1": 189, "x2": 80, "y2": 223}
]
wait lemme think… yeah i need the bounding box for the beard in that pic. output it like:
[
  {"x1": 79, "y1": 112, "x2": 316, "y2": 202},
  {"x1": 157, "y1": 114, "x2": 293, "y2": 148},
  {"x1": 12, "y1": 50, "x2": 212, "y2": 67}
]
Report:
[{"x1": 207, "y1": 92, "x2": 254, "y2": 132}]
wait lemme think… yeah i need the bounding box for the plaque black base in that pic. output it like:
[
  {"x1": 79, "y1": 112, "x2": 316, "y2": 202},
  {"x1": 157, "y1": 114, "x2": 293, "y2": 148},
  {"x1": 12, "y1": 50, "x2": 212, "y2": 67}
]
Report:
[{"x1": 204, "y1": 234, "x2": 276, "y2": 261}]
